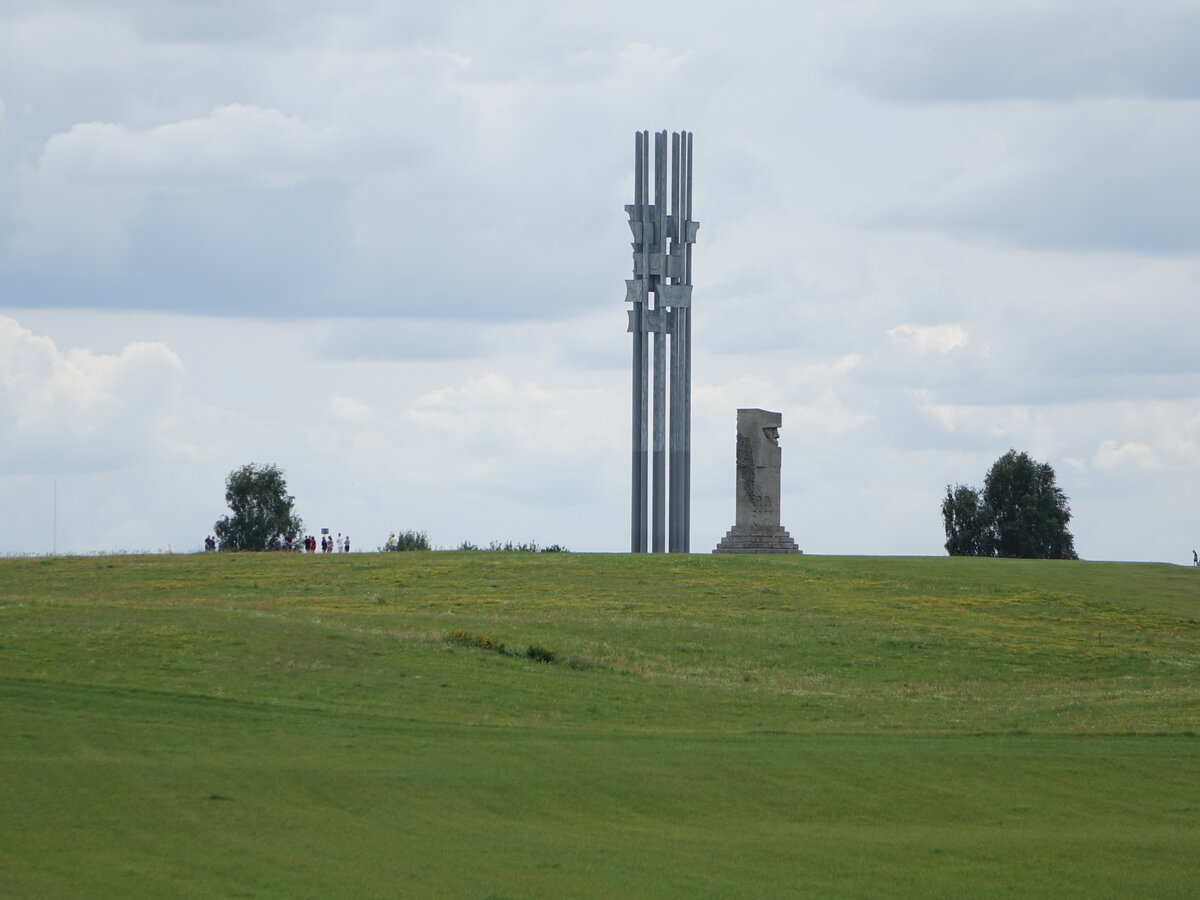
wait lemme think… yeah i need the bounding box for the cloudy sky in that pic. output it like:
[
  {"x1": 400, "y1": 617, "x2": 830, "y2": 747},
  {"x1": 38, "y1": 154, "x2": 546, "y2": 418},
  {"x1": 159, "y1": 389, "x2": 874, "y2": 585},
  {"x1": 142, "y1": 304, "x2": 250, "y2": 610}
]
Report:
[{"x1": 3, "y1": 0, "x2": 1198, "y2": 561}]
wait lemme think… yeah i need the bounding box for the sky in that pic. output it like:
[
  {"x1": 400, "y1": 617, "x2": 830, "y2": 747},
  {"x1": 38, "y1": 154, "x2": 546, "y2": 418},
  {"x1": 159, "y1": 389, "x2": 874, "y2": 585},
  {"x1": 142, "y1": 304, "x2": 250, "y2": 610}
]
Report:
[{"x1": 2, "y1": 0, "x2": 1198, "y2": 561}]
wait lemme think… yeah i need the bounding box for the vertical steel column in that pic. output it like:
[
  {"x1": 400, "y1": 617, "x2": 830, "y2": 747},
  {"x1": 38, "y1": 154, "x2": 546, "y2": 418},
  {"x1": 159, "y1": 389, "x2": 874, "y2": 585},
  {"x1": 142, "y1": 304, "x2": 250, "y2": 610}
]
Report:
[
  {"x1": 628, "y1": 129, "x2": 695, "y2": 554},
  {"x1": 668, "y1": 131, "x2": 684, "y2": 553},
  {"x1": 682, "y1": 131, "x2": 694, "y2": 552},
  {"x1": 630, "y1": 131, "x2": 649, "y2": 553},
  {"x1": 651, "y1": 130, "x2": 668, "y2": 554}
]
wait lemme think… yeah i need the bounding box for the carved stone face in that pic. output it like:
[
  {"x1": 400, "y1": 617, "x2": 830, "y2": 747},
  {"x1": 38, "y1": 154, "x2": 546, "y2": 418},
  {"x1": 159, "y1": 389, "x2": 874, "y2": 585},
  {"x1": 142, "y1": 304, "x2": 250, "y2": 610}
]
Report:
[{"x1": 739, "y1": 409, "x2": 782, "y2": 467}]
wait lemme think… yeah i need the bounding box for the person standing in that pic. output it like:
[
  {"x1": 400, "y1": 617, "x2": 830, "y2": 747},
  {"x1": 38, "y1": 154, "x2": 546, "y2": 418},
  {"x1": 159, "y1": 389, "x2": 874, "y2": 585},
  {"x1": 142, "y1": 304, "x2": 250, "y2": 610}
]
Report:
[{"x1": 344, "y1": 535, "x2": 350, "y2": 553}]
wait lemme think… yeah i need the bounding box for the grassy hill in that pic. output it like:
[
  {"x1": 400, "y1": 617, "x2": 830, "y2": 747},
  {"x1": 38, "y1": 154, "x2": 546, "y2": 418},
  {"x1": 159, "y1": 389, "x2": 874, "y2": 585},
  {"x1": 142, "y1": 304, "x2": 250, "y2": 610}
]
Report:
[{"x1": 2, "y1": 552, "x2": 1197, "y2": 897}]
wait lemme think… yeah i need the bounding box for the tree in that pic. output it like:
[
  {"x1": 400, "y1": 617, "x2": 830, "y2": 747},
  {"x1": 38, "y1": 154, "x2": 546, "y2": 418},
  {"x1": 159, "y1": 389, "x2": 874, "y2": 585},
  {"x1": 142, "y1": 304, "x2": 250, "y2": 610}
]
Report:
[
  {"x1": 941, "y1": 484, "x2": 993, "y2": 557},
  {"x1": 983, "y1": 450, "x2": 1077, "y2": 560},
  {"x1": 213, "y1": 463, "x2": 303, "y2": 551},
  {"x1": 942, "y1": 450, "x2": 1077, "y2": 560}
]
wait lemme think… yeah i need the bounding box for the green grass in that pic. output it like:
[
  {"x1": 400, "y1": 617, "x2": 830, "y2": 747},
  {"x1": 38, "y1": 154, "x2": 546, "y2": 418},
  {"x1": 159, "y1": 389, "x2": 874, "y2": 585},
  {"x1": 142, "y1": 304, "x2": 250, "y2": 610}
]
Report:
[{"x1": 1, "y1": 552, "x2": 1198, "y2": 897}]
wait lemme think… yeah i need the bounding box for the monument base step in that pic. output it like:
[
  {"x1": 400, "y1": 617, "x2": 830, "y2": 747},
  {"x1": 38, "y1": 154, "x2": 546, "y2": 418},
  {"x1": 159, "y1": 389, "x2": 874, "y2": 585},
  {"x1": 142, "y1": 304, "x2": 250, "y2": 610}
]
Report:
[{"x1": 712, "y1": 526, "x2": 802, "y2": 555}]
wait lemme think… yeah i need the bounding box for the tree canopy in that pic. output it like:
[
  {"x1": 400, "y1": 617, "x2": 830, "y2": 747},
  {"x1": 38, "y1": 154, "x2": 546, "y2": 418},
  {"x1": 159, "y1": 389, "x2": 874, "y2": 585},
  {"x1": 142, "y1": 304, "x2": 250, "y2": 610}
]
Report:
[
  {"x1": 942, "y1": 450, "x2": 1077, "y2": 560},
  {"x1": 213, "y1": 463, "x2": 303, "y2": 551}
]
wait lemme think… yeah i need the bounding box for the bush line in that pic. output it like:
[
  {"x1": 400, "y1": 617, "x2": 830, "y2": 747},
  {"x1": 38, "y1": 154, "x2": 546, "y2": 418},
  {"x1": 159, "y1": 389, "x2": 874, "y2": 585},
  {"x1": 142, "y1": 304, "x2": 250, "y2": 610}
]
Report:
[{"x1": 445, "y1": 630, "x2": 558, "y2": 664}]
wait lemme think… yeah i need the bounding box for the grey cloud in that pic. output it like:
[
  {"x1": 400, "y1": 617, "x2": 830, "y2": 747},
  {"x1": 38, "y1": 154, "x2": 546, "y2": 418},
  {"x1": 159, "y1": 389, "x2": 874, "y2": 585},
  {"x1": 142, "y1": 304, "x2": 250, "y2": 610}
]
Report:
[
  {"x1": 873, "y1": 104, "x2": 1200, "y2": 256},
  {"x1": 858, "y1": 335, "x2": 1200, "y2": 410},
  {"x1": 0, "y1": 8, "x2": 645, "y2": 321},
  {"x1": 121, "y1": 0, "x2": 282, "y2": 42},
  {"x1": 3, "y1": 126, "x2": 626, "y2": 320},
  {"x1": 850, "y1": 314, "x2": 1200, "y2": 408},
  {"x1": 5, "y1": 179, "x2": 350, "y2": 316},
  {"x1": 913, "y1": 158, "x2": 1200, "y2": 255},
  {"x1": 12, "y1": 0, "x2": 467, "y2": 45},
  {"x1": 319, "y1": 320, "x2": 492, "y2": 362},
  {"x1": 836, "y1": 8, "x2": 1200, "y2": 102},
  {"x1": 0, "y1": 0, "x2": 756, "y2": 323}
]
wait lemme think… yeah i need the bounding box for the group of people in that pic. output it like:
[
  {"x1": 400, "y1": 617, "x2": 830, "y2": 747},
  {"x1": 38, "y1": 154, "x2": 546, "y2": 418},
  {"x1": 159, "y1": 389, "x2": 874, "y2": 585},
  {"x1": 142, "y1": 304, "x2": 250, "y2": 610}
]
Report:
[
  {"x1": 200, "y1": 533, "x2": 351, "y2": 552},
  {"x1": 304, "y1": 533, "x2": 350, "y2": 553}
]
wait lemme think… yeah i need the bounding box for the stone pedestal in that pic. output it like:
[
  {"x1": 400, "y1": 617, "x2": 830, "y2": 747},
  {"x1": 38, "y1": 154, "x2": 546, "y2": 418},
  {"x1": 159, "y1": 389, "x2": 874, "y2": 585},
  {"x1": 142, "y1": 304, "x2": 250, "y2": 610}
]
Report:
[
  {"x1": 713, "y1": 408, "x2": 801, "y2": 555},
  {"x1": 713, "y1": 526, "x2": 801, "y2": 554}
]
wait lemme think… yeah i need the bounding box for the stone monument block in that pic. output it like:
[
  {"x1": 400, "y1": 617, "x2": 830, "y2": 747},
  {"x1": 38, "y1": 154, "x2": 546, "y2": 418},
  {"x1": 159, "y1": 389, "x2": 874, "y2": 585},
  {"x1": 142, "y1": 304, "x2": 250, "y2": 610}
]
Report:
[{"x1": 713, "y1": 408, "x2": 801, "y2": 554}]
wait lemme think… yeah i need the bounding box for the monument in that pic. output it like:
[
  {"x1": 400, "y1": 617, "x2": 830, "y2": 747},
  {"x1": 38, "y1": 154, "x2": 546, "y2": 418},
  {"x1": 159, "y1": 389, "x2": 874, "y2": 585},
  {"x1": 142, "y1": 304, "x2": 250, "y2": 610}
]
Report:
[
  {"x1": 626, "y1": 130, "x2": 698, "y2": 553},
  {"x1": 713, "y1": 408, "x2": 802, "y2": 554}
]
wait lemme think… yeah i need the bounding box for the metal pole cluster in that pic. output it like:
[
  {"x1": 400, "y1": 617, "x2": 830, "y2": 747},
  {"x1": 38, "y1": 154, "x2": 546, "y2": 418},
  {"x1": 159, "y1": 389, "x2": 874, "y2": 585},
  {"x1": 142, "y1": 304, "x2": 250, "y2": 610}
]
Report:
[{"x1": 626, "y1": 130, "x2": 697, "y2": 553}]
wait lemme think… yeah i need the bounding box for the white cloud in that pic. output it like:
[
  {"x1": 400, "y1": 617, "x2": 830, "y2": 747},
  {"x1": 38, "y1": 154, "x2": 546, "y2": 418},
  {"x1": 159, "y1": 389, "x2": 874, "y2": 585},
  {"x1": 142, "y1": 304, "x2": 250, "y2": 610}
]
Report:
[
  {"x1": 3, "y1": 305, "x2": 1197, "y2": 561},
  {"x1": 330, "y1": 395, "x2": 372, "y2": 423},
  {"x1": 409, "y1": 373, "x2": 616, "y2": 465},
  {"x1": 38, "y1": 104, "x2": 332, "y2": 188},
  {"x1": 0, "y1": 315, "x2": 185, "y2": 472},
  {"x1": 1092, "y1": 439, "x2": 1162, "y2": 471},
  {"x1": 789, "y1": 389, "x2": 873, "y2": 438},
  {"x1": 887, "y1": 323, "x2": 969, "y2": 354}
]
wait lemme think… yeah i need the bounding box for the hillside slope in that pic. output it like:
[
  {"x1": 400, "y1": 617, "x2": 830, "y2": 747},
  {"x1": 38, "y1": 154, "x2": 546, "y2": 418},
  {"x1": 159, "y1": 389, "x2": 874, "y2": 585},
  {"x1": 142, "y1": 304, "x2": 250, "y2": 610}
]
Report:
[{"x1": 2, "y1": 552, "x2": 1197, "y2": 897}]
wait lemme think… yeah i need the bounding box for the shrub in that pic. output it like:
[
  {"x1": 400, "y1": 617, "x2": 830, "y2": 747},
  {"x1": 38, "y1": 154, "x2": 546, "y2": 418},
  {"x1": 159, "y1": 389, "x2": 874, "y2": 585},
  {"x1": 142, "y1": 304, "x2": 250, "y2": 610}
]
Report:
[
  {"x1": 446, "y1": 630, "x2": 509, "y2": 654},
  {"x1": 445, "y1": 630, "x2": 559, "y2": 664},
  {"x1": 525, "y1": 645, "x2": 557, "y2": 664},
  {"x1": 487, "y1": 540, "x2": 539, "y2": 552},
  {"x1": 385, "y1": 530, "x2": 430, "y2": 552},
  {"x1": 453, "y1": 540, "x2": 567, "y2": 552}
]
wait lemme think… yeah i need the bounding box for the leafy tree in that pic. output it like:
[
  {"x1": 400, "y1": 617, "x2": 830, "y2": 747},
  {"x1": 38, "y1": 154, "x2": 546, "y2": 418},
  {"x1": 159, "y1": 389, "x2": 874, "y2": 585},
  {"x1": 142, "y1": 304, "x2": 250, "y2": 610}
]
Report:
[
  {"x1": 983, "y1": 450, "x2": 1077, "y2": 559},
  {"x1": 941, "y1": 484, "x2": 993, "y2": 557},
  {"x1": 213, "y1": 463, "x2": 303, "y2": 551},
  {"x1": 942, "y1": 450, "x2": 1077, "y2": 560}
]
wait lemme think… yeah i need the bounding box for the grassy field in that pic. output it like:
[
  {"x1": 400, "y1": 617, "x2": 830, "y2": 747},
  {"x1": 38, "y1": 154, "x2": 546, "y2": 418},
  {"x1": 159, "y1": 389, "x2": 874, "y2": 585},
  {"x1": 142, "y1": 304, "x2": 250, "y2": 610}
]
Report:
[{"x1": 1, "y1": 551, "x2": 1197, "y2": 897}]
